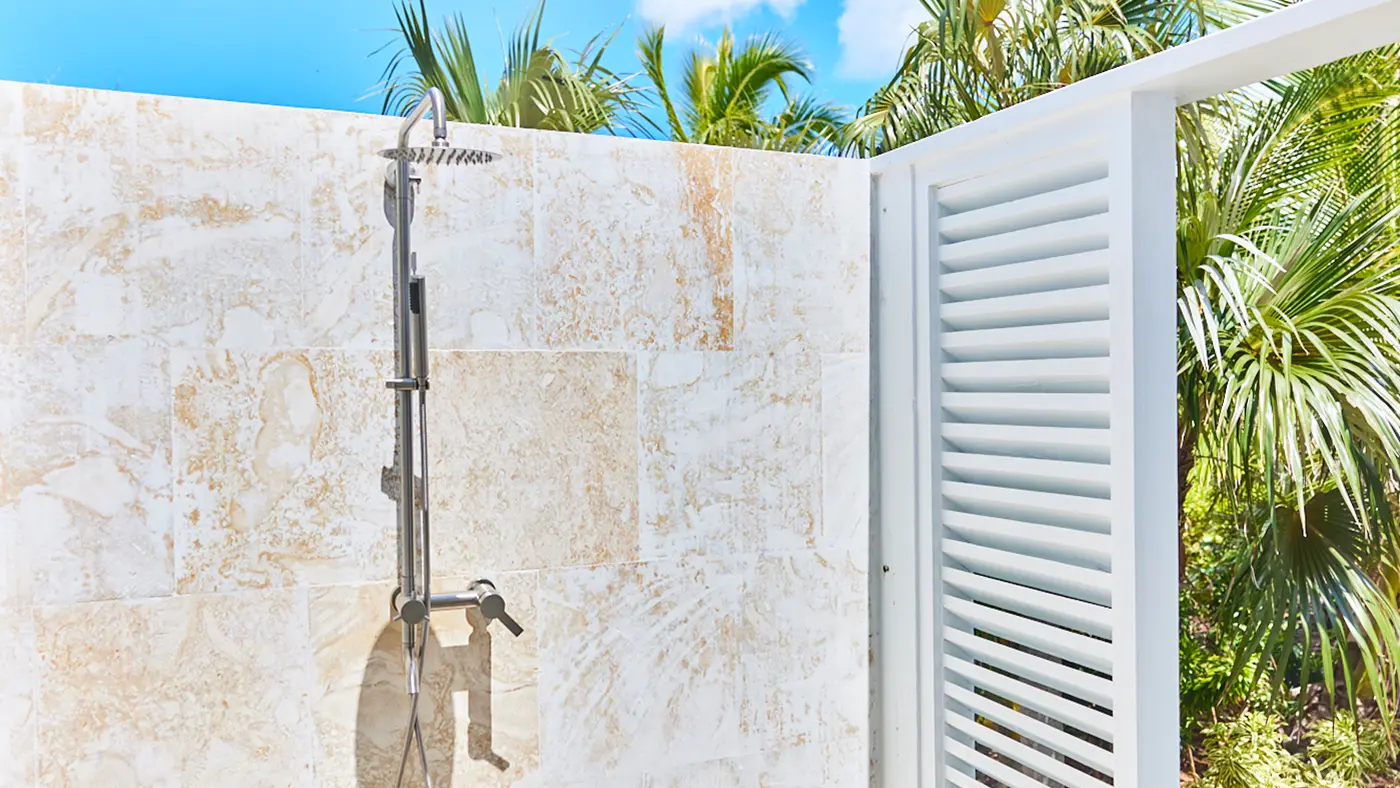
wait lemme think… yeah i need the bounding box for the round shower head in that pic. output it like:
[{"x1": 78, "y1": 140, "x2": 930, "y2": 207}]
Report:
[{"x1": 379, "y1": 146, "x2": 499, "y2": 166}]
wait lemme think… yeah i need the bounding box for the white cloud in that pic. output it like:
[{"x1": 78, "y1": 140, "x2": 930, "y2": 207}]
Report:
[
  {"x1": 836, "y1": 0, "x2": 926, "y2": 80},
  {"x1": 636, "y1": 0, "x2": 805, "y2": 33}
]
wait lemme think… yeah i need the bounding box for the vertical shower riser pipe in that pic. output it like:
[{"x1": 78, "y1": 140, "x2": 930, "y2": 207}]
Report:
[{"x1": 394, "y1": 158, "x2": 420, "y2": 687}]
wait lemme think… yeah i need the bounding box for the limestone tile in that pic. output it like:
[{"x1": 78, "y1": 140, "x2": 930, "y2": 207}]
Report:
[
  {"x1": 742, "y1": 550, "x2": 867, "y2": 751},
  {"x1": 22, "y1": 84, "x2": 144, "y2": 343},
  {"x1": 534, "y1": 132, "x2": 733, "y2": 350},
  {"x1": 173, "y1": 349, "x2": 396, "y2": 593},
  {"x1": 536, "y1": 557, "x2": 748, "y2": 782},
  {"x1": 427, "y1": 350, "x2": 637, "y2": 574},
  {"x1": 133, "y1": 95, "x2": 303, "y2": 349},
  {"x1": 0, "y1": 342, "x2": 172, "y2": 606},
  {"x1": 755, "y1": 737, "x2": 867, "y2": 787},
  {"x1": 552, "y1": 756, "x2": 762, "y2": 788},
  {"x1": 307, "y1": 572, "x2": 539, "y2": 788},
  {"x1": 24, "y1": 89, "x2": 303, "y2": 348},
  {"x1": 0, "y1": 82, "x2": 22, "y2": 344},
  {"x1": 822, "y1": 354, "x2": 870, "y2": 555},
  {"x1": 303, "y1": 118, "x2": 534, "y2": 351},
  {"x1": 733, "y1": 150, "x2": 869, "y2": 354},
  {"x1": 0, "y1": 347, "x2": 24, "y2": 607},
  {"x1": 638, "y1": 351, "x2": 821, "y2": 559},
  {"x1": 639, "y1": 757, "x2": 758, "y2": 787},
  {"x1": 415, "y1": 122, "x2": 538, "y2": 350},
  {"x1": 602, "y1": 740, "x2": 868, "y2": 788},
  {"x1": 0, "y1": 607, "x2": 34, "y2": 788},
  {"x1": 300, "y1": 110, "x2": 397, "y2": 350},
  {"x1": 32, "y1": 588, "x2": 316, "y2": 787}
]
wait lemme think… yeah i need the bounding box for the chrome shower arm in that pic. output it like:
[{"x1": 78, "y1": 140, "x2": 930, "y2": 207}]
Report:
[{"x1": 398, "y1": 87, "x2": 448, "y2": 149}]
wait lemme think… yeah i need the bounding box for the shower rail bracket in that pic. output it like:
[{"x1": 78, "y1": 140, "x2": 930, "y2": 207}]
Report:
[{"x1": 385, "y1": 377, "x2": 428, "y2": 391}]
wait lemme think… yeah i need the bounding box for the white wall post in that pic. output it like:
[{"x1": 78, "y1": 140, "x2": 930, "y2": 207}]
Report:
[{"x1": 1107, "y1": 91, "x2": 1180, "y2": 787}]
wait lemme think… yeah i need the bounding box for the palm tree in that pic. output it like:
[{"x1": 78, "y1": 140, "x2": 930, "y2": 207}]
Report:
[
  {"x1": 376, "y1": 0, "x2": 646, "y2": 134},
  {"x1": 636, "y1": 26, "x2": 846, "y2": 154},
  {"x1": 843, "y1": 0, "x2": 1288, "y2": 156}
]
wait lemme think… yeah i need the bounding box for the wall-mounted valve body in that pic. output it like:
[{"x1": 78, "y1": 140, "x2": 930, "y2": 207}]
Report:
[{"x1": 390, "y1": 579, "x2": 525, "y2": 636}]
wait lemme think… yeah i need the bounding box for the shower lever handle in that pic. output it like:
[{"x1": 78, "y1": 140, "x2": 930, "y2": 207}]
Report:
[
  {"x1": 473, "y1": 579, "x2": 526, "y2": 638},
  {"x1": 429, "y1": 579, "x2": 525, "y2": 637}
]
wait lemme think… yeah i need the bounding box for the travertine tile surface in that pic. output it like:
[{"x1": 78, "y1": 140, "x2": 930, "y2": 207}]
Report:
[
  {"x1": 415, "y1": 123, "x2": 537, "y2": 350},
  {"x1": 743, "y1": 550, "x2": 868, "y2": 751},
  {"x1": 32, "y1": 589, "x2": 316, "y2": 787},
  {"x1": 537, "y1": 557, "x2": 748, "y2": 782},
  {"x1": 173, "y1": 349, "x2": 396, "y2": 593},
  {"x1": 535, "y1": 133, "x2": 734, "y2": 350},
  {"x1": 0, "y1": 607, "x2": 34, "y2": 788},
  {"x1": 22, "y1": 84, "x2": 143, "y2": 344},
  {"x1": 822, "y1": 353, "x2": 870, "y2": 556},
  {"x1": 428, "y1": 350, "x2": 638, "y2": 574},
  {"x1": 134, "y1": 96, "x2": 304, "y2": 349},
  {"x1": 733, "y1": 150, "x2": 869, "y2": 355},
  {"x1": 0, "y1": 82, "x2": 23, "y2": 345},
  {"x1": 639, "y1": 351, "x2": 822, "y2": 559},
  {"x1": 0, "y1": 82, "x2": 870, "y2": 788},
  {"x1": 301, "y1": 111, "x2": 400, "y2": 350},
  {"x1": 0, "y1": 342, "x2": 172, "y2": 606}
]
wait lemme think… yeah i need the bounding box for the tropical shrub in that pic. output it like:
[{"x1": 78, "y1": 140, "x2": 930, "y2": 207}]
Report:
[
  {"x1": 1199, "y1": 711, "x2": 1300, "y2": 788},
  {"x1": 1307, "y1": 712, "x2": 1394, "y2": 785}
]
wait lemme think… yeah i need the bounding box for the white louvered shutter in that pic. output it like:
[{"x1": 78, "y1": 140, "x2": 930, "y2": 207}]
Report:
[{"x1": 874, "y1": 93, "x2": 1178, "y2": 787}]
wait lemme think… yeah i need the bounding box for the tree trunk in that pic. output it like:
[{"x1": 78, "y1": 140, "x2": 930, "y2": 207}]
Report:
[{"x1": 1178, "y1": 423, "x2": 1197, "y2": 584}]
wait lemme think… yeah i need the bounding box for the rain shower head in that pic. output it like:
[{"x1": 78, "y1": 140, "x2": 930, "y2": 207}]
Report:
[{"x1": 378, "y1": 147, "x2": 498, "y2": 166}]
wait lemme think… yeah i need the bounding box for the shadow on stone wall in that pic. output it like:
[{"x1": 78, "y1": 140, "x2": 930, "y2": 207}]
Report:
[{"x1": 356, "y1": 612, "x2": 508, "y2": 786}]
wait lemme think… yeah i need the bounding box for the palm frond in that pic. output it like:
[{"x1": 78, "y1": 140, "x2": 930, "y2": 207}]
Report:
[
  {"x1": 639, "y1": 24, "x2": 846, "y2": 151},
  {"x1": 373, "y1": 0, "x2": 637, "y2": 134}
]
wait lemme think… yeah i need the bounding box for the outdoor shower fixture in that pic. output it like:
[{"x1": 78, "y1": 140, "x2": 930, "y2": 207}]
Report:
[{"x1": 379, "y1": 86, "x2": 522, "y2": 788}]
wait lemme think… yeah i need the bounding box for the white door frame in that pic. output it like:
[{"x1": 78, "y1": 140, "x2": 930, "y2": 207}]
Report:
[{"x1": 869, "y1": 1, "x2": 1400, "y2": 784}]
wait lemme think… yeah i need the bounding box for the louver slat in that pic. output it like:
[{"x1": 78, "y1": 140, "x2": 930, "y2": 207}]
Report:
[
  {"x1": 944, "y1": 657, "x2": 1115, "y2": 740},
  {"x1": 940, "y1": 250, "x2": 1109, "y2": 302},
  {"x1": 945, "y1": 739, "x2": 1068, "y2": 788},
  {"x1": 943, "y1": 569, "x2": 1111, "y2": 638},
  {"x1": 944, "y1": 597, "x2": 1113, "y2": 670},
  {"x1": 945, "y1": 628, "x2": 1113, "y2": 708},
  {"x1": 947, "y1": 713, "x2": 1111, "y2": 788},
  {"x1": 944, "y1": 683, "x2": 1114, "y2": 775}
]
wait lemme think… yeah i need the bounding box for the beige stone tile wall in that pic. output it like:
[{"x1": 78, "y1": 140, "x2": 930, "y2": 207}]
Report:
[{"x1": 0, "y1": 79, "x2": 870, "y2": 787}]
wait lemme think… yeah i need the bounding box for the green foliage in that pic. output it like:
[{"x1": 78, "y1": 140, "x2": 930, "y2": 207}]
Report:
[
  {"x1": 1200, "y1": 711, "x2": 1301, "y2": 788},
  {"x1": 1307, "y1": 712, "x2": 1394, "y2": 785},
  {"x1": 376, "y1": 0, "x2": 646, "y2": 133},
  {"x1": 1181, "y1": 613, "x2": 1270, "y2": 734},
  {"x1": 1295, "y1": 764, "x2": 1355, "y2": 788},
  {"x1": 636, "y1": 26, "x2": 845, "y2": 153},
  {"x1": 1194, "y1": 709, "x2": 1395, "y2": 787},
  {"x1": 843, "y1": 0, "x2": 1288, "y2": 155},
  {"x1": 1178, "y1": 48, "x2": 1400, "y2": 719}
]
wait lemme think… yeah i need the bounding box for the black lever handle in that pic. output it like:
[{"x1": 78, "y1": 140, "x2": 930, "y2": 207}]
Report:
[
  {"x1": 472, "y1": 579, "x2": 525, "y2": 638},
  {"x1": 494, "y1": 609, "x2": 525, "y2": 637}
]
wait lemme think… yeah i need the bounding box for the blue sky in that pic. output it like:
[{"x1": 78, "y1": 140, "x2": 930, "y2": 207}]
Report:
[{"x1": 0, "y1": 0, "x2": 927, "y2": 125}]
